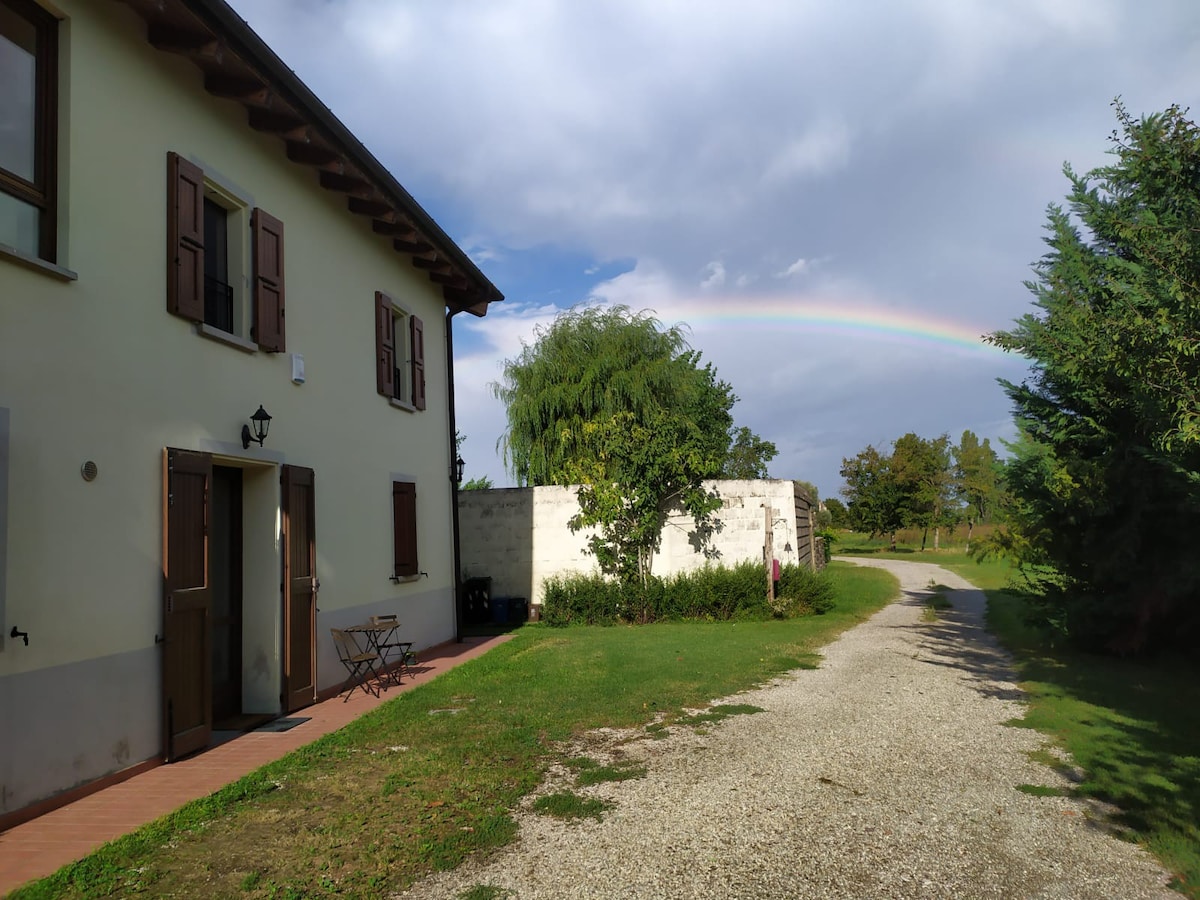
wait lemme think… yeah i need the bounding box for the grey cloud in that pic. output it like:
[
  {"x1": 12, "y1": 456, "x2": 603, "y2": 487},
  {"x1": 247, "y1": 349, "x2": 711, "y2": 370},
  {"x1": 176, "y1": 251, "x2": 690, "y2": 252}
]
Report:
[{"x1": 227, "y1": 0, "x2": 1199, "y2": 495}]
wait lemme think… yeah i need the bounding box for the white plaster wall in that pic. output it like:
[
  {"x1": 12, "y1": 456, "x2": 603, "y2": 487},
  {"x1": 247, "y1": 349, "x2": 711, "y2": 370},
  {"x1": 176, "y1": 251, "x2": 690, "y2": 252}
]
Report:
[
  {"x1": 459, "y1": 480, "x2": 814, "y2": 606},
  {"x1": 0, "y1": 0, "x2": 469, "y2": 812}
]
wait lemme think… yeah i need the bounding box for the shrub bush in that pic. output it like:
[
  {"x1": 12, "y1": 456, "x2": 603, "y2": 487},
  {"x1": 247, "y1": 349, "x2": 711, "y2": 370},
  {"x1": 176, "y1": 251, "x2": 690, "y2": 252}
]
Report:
[
  {"x1": 541, "y1": 573, "x2": 617, "y2": 627},
  {"x1": 778, "y1": 563, "x2": 836, "y2": 614},
  {"x1": 541, "y1": 560, "x2": 836, "y2": 626}
]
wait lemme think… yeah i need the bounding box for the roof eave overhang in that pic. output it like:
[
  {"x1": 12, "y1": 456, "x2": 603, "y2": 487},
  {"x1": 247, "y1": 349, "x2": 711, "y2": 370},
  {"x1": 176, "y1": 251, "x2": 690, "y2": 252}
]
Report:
[{"x1": 117, "y1": 0, "x2": 503, "y2": 316}]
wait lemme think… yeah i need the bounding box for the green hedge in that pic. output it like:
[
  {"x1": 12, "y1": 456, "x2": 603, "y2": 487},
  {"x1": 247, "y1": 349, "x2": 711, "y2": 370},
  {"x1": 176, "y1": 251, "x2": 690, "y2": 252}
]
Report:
[{"x1": 541, "y1": 560, "x2": 835, "y2": 626}]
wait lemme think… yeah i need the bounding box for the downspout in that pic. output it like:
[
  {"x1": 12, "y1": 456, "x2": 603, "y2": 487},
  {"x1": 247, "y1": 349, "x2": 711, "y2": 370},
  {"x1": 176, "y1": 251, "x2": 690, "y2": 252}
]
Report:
[{"x1": 446, "y1": 308, "x2": 464, "y2": 643}]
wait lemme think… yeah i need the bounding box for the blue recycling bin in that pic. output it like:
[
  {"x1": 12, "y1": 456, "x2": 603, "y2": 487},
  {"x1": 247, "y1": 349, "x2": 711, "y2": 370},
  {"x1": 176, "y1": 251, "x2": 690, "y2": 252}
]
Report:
[{"x1": 491, "y1": 595, "x2": 510, "y2": 624}]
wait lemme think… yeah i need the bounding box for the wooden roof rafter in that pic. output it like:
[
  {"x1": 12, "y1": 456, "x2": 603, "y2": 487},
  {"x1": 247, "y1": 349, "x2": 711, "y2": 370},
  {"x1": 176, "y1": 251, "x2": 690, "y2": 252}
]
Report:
[
  {"x1": 203, "y1": 72, "x2": 266, "y2": 101},
  {"x1": 286, "y1": 141, "x2": 340, "y2": 167}
]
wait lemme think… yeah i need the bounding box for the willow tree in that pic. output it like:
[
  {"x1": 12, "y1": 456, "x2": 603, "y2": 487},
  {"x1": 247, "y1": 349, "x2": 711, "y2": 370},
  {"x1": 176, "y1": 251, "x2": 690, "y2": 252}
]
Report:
[
  {"x1": 494, "y1": 305, "x2": 736, "y2": 584},
  {"x1": 496, "y1": 306, "x2": 693, "y2": 484}
]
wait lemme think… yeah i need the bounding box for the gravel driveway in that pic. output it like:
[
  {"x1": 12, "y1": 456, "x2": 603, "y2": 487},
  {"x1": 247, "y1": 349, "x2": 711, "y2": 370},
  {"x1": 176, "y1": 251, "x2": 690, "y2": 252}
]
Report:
[{"x1": 399, "y1": 558, "x2": 1178, "y2": 899}]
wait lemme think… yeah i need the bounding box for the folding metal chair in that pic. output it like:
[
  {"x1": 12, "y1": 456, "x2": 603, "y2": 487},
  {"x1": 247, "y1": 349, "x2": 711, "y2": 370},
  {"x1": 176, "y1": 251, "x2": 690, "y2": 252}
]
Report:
[
  {"x1": 369, "y1": 614, "x2": 415, "y2": 686},
  {"x1": 330, "y1": 628, "x2": 381, "y2": 701}
]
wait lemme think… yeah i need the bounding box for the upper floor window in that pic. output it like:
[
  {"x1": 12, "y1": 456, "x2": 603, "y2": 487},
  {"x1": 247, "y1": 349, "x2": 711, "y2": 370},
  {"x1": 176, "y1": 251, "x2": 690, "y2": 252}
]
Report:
[
  {"x1": 203, "y1": 197, "x2": 234, "y2": 332},
  {"x1": 375, "y1": 291, "x2": 425, "y2": 410},
  {"x1": 0, "y1": 0, "x2": 58, "y2": 263},
  {"x1": 167, "y1": 152, "x2": 286, "y2": 351}
]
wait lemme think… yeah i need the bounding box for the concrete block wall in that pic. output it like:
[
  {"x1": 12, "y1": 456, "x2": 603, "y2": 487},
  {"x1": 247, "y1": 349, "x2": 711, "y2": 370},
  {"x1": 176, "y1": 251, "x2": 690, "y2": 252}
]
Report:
[{"x1": 458, "y1": 480, "x2": 817, "y2": 608}]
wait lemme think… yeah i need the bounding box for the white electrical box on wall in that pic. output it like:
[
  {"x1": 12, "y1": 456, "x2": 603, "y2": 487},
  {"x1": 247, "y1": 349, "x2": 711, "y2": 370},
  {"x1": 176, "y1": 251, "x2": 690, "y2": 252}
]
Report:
[{"x1": 291, "y1": 353, "x2": 306, "y2": 384}]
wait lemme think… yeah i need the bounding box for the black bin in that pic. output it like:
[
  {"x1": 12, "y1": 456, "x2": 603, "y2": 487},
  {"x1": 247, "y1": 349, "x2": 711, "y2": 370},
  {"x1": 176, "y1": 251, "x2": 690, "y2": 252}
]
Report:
[
  {"x1": 509, "y1": 597, "x2": 528, "y2": 623},
  {"x1": 463, "y1": 577, "x2": 492, "y2": 625}
]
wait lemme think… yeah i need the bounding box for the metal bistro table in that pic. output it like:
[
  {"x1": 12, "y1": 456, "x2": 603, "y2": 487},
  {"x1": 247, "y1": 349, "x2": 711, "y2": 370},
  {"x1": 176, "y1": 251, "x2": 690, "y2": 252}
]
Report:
[{"x1": 344, "y1": 616, "x2": 412, "y2": 689}]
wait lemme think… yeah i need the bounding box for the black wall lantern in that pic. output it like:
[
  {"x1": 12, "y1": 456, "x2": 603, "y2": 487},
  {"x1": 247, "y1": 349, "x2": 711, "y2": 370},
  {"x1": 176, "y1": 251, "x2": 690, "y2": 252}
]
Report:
[
  {"x1": 455, "y1": 454, "x2": 465, "y2": 484},
  {"x1": 241, "y1": 405, "x2": 272, "y2": 449}
]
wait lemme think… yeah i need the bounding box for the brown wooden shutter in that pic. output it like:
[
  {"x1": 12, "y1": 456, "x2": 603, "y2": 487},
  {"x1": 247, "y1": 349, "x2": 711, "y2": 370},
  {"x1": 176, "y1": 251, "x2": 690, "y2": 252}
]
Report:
[
  {"x1": 252, "y1": 208, "x2": 286, "y2": 352},
  {"x1": 167, "y1": 152, "x2": 204, "y2": 322},
  {"x1": 281, "y1": 465, "x2": 317, "y2": 711},
  {"x1": 162, "y1": 448, "x2": 213, "y2": 760},
  {"x1": 376, "y1": 291, "x2": 395, "y2": 397},
  {"x1": 410, "y1": 315, "x2": 426, "y2": 410},
  {"x1": 392, "y1": 480, "x2": 418, "y2": 577}
]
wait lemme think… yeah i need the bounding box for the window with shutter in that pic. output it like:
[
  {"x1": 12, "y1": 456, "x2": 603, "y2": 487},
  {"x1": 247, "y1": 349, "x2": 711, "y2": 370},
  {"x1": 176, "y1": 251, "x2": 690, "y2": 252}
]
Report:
[
  {"x1": 252, "y1": 208, "x2": 285, "y2": 352},
  {"x1": 0, "y1": 0, "x2": 58, "y2": 264},
  {"x1": 166, "y1": 153, "x2": 285, "y2": 352},
  {"x1": 167, "y1": 152, "x2": 205, "y2": 322},
  {"x1": 410, "y1": 315, "x2": 425, "y2": 410},
  {"x1": 392, "y1": 480, "x2": 418, "y2": 578},
  {"x1": 376, "y1": 292, "x2": 424, "y2": 412},
  {"x1": 376, "y1": 290, "x2": 396, "y2": 398}
]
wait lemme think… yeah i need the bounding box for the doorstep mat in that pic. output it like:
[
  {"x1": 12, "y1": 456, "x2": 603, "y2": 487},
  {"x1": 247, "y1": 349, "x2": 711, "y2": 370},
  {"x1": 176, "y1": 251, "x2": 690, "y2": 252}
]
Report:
[{"x1": 255, "y1": 717, "x2": 311, "y2": 733}]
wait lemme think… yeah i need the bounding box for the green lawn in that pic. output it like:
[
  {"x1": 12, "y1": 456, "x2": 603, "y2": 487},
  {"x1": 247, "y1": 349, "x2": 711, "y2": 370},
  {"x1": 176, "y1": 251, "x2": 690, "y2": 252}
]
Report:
[
  {"x1": 13, "y1": 562, "x2": 897, "y2": 900},
  {"x1": 986, "y1": 592, "x2": 1200, "y2": 898}
]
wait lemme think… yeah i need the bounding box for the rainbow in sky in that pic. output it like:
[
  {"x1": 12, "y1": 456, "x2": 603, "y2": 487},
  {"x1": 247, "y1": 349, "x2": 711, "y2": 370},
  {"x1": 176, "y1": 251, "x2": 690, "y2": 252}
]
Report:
[{"x1": 667, "y1": 296, "x2": 1017, "y2": 357}]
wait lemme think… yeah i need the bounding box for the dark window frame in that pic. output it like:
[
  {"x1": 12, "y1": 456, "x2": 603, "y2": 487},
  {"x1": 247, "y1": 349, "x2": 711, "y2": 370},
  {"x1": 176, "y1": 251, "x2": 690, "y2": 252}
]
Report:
[
  {"x1": 203, "y1": 197, "x2": 234, "y2": 333},
  {"x1": 0, "y1": 0, "x2": 59, "y2": 263},
  {"x1": 375, "y1": 291, "x2": 425, "y2": 410}
]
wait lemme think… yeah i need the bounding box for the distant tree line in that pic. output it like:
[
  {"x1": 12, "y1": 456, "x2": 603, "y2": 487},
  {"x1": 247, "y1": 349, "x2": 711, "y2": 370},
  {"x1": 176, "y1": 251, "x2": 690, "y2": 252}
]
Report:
[{"x1": 838, "y1": 430, "x2": 1003, "y2": 551}]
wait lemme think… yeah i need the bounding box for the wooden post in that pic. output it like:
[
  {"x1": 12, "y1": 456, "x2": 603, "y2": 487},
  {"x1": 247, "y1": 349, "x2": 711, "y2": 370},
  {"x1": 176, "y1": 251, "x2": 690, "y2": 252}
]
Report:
[
  {"x1": 764, "y1": 504, "x2": 774, "y2": 601},
  {"x1": 808, "y1": 507, "x2": 818, "y2": 571}
]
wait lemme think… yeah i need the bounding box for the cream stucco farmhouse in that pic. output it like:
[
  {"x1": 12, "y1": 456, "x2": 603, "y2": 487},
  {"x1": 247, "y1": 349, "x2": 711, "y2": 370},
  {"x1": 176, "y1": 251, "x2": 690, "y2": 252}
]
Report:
[{"x1": 0, "y1": 0, "x2": 502, "y2": 825}]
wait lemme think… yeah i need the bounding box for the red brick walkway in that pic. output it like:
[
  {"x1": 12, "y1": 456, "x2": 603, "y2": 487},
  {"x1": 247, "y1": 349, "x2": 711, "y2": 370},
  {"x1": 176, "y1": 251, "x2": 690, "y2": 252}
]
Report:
[{"x1": 0, "y1": 634, "x2": 512, "y2": 896}]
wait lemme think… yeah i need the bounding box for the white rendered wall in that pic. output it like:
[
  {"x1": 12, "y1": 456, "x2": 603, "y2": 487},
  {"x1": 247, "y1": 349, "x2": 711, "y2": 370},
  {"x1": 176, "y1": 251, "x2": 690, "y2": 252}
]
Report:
[{"x1": 458, "y1": 481, "x2": 814, "y2": 607}]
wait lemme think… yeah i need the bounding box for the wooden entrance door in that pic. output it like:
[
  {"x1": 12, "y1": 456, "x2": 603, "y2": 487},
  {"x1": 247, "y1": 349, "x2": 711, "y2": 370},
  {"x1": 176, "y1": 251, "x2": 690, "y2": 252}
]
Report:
[
  {"x1": 162, "y1": 449, "x2": 212, "y2": 760},
  {"x1": 281, "y1": 465, "x2": 317, "y2": 712}
]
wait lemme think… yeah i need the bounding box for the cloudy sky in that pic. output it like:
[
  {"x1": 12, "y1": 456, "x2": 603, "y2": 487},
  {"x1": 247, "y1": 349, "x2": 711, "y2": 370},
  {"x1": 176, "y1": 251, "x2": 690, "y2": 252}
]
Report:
[{"x1": 230, "y1": 0, "x2": 1198, "y2": 498}]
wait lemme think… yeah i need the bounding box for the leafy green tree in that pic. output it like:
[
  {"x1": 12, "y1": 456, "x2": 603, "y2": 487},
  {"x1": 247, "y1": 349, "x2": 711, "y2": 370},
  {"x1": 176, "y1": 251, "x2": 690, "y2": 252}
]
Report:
[
  {"x1": 891, "y1": 433, "x2": 956, "y2": 550},
  {"x1": 722, "y1": 426, "x2": 778, "y2": 479},
  {"x1": 563, "y1": 410, "x2": 722, "y2": 593},
  {"x1": 840, "y1": 444, "x2": 904, "y2": 548},
  {"x1": 953, "y1": 430, "x2": 1001, "y2": 552},
  {"x1": 823, "y1": 497, "x2": 850, "y2": 529},
  {"x1": 494, "y1": 305, "x2": 735, "y2": 585},
  {"x1": 988, "y1": 102, "x2": 1200, "y2": 652}
]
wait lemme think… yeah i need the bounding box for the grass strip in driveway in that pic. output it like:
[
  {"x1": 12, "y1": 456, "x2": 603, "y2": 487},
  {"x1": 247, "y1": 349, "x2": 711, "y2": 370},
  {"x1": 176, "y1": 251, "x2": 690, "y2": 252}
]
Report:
[{"x1": 11, "y1": 562, "x2": 896, "y2": 900}]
